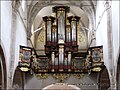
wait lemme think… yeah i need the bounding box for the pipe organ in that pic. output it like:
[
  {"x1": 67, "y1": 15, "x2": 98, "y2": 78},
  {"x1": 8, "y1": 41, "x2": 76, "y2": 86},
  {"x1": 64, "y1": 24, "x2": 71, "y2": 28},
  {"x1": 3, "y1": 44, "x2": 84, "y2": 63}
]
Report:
[
  {"x1": 18, "y1": 6, "x2": 104, "y2": 75},
  {"x1": 43, "y1": 6, "x2": 80, "y2": 72}
]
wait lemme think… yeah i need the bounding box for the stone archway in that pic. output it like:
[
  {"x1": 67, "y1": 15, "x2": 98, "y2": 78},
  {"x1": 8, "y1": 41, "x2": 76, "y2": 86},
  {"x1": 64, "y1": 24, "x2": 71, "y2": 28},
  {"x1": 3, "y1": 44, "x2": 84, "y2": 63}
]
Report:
[
  {"x1": 117, "y1": 53, "x2": 120, "y2": 89},
  {"x1": 27, "y1": 1, "x2": 96, "y2": 40},
  {"x1": 0, "y1": 45, "x2": 7, "y2": 89},
  {"x1": 42, "y1": 83, "x2": 81, "y2": 90}
]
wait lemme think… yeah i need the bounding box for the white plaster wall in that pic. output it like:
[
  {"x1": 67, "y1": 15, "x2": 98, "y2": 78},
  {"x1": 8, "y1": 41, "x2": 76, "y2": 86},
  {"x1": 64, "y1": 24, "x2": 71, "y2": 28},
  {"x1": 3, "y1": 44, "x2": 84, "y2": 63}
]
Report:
[
  {"x1": 14, "y1": 11, "x2": 27, "y2": 71},
  {"x1": 96, "y1": 1, "x2": 110, "y2": 70},
  {"x1": 111, "y1": 1, "x2": 120, "y2": 65},
  {"x1": 1, "y1": 1, "x2": 27, "y2": 88},
  {"x1": 96, "y1": 1, "x2": 120, "y2": 84},
  {"x1": 1, "y1": 1, "x2": 12, "y2": 83}
]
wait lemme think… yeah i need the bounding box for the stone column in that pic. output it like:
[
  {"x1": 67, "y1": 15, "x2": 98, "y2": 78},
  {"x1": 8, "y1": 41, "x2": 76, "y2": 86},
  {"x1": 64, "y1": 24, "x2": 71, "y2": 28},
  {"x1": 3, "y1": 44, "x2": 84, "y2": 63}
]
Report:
[
  {"x1": 105, "y1": 1, "x2": 116, "y2": 89},
  {"x1": 8, "y1": 1, "x2": 20, "y2": 89}
]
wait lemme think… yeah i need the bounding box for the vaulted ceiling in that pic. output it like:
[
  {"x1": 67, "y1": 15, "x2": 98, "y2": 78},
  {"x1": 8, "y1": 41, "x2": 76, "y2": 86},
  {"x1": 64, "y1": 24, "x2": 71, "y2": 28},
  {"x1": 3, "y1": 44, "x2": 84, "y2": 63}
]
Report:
[
  {"x1": 27, "y1": 0, "x2": 97, "y2": 38},
  {"x1": 33, "y1": 5, "x2": 89, "y2": 30},
  {"x1": 26, "y1": 0, "x2": 97, "y2": 52}
]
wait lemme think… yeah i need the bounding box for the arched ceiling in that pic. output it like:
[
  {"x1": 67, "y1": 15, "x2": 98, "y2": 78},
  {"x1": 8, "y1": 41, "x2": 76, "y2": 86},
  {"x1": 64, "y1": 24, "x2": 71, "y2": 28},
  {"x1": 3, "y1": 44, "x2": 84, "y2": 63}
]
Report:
[
  {"x1": 33, "y1": 5, "x2": 89, "y2": 31},
  {"x1": 27, "y1": 0, "x2": 97, "y2": 38}
]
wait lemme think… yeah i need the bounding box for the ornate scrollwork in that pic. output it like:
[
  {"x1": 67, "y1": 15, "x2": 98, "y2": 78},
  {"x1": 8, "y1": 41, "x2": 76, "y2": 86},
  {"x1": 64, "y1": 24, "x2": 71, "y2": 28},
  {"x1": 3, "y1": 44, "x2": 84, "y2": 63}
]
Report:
[
  {"x1": 74, "y1": 74, "x2": 85, "y2": 79},
  {"x1": 77, "y1": 28, "x2": 85, "y2": 44},
  {"x1": 92, "y1": 48, "x2": 103, "y2": 62},
  {"x1": 35, "y1": 74, "x2": 48, "y2": 79},
  {"x1": 52, "y1": 74, "x2": 70, "y2": 82},
  {"x1": 38, "y1": 30, "x2": 45, "y2": 43}
]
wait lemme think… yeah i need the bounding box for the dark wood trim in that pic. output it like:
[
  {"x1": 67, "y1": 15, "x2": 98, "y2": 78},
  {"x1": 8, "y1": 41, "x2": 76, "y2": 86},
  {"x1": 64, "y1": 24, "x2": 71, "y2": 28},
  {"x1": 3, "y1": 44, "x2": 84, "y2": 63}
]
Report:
[
  {"x1": 13, "y1": 68, "x2": 24, "y2": 89},
  {"x1": 21, "y1": 72, "x2": 24, "y2": 90},
  {"x1": 98, "y1": 66, "x2": 110, "y2": 90}
]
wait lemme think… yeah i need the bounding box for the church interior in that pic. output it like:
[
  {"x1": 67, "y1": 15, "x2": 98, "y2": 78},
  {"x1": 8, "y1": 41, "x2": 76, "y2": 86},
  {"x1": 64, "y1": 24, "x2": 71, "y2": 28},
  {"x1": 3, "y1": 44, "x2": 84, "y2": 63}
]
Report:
[{"x1": 0, "y1": 0, "x2": 120, "y2": 89}]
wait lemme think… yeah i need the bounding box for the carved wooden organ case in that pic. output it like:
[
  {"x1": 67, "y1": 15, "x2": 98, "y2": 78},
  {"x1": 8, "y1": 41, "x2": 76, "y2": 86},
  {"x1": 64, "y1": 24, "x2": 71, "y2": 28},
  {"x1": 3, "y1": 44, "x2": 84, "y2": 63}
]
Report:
[
  {"x1": 42, "y1": 6, "x2": 80, "y2": 72},
  {"x1": 18, "y1": 6, "x2": 104, "y2": 74}
]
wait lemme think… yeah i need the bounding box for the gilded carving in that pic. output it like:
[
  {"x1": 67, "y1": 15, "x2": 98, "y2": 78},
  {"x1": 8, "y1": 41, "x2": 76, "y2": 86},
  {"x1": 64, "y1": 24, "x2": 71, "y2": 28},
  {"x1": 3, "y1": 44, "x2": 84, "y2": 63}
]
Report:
[
  {"x1": 74, "y1": 74, "x2": 85, "y2": 79},
  {"x1": 38, "y1": 30, "x2": 45, "y2": 43},
  {"x1": 77, "y1": 27, "x2": 85, "y2": 44},
  {"x1": 52, "y1": 74, "x2": 70, "y2": 82},
  {"x1": 35, "y1": 74, "x2": 48, "y2": 79}
]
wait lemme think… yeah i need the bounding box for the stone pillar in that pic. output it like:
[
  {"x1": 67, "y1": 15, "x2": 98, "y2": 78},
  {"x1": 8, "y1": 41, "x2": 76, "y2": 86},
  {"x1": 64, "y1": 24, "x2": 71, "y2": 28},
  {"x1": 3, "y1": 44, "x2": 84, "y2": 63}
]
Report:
[
  {"x1": 105, "y1": 1, "x2": 116, "y2": 89},
  {"x1": 8, "y1": 1, "x2": 20, "y2": 89},
  {"x1": 109, "y1": 74, "x2": 116, "y2": 90}
]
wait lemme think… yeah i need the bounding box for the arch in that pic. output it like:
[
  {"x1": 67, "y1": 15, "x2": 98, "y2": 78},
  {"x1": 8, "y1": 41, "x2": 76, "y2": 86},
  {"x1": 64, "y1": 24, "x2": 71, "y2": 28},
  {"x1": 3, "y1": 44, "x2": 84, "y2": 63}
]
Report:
[
  {"x1": 33, "y1": 5, "x2": 89, "y2": 49},
  {"x1": 21, "y1": 0, "x2": 26, "y2": 12},
  {"x1": 12, "y1": 68, "x2": 24, "y2": 89},
  {"x1": 27, "y1": 1, "x2": 96, "y2": 39},
  {"x1": 0, "y1": 45, "x2": 7, "y2": 89},
  {"x1": 116, "y1": 52, "x2": 120, "y2": 89},
  {"x1": 42, "y1": 83, "x2": 81, "y2": 90}
]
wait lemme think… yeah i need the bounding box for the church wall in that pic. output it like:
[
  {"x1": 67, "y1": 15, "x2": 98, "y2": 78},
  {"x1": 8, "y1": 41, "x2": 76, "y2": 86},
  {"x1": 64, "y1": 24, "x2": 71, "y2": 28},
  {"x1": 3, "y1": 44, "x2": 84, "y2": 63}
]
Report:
[
  {"x1": 111, "y1": 1, "x2": 120, "y2": 66},
  {"x1": 96, "y1": 1, "x2": 109, "y2": 71},
  {"x1": 96, "y1": 1, "x2": 120, "y2": 69},
  {"x1": 111, "y1": 3, "x2": 120, "y2": 88},
  {"x1": 1, "y1": 1, "x2": 12, "y2": 82},
  {"x1": 14, "y1": 11, "x2": 27, "y2": 71},
  {"x1": 1, "y1": 1, "x2": 27, "y2": 89},
  {"x1": 96, "y1": 1, "x2": 119, "y2": 89},
  {"x1": 1, "y1": 0, "x2": 119, "y2": 89}
]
